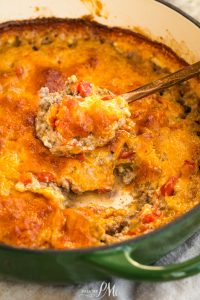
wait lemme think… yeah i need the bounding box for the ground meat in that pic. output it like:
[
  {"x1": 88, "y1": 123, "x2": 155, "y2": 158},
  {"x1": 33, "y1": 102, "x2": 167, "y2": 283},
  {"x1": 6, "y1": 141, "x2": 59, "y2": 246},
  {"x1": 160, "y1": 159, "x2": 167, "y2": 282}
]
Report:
[
  {"x1": 36, "y1": 75, "x2": 131, "y2": 156},
  {"x1": 115, "y1": 163, "x2": 136, "y2": 184}
]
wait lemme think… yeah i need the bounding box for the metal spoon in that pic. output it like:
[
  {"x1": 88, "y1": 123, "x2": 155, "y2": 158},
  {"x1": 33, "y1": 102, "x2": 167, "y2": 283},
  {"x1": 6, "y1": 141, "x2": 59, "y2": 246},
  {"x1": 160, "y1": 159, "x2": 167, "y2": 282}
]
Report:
[{"x1": 122, "y1": 60, "x2": 200, "y2": 103}]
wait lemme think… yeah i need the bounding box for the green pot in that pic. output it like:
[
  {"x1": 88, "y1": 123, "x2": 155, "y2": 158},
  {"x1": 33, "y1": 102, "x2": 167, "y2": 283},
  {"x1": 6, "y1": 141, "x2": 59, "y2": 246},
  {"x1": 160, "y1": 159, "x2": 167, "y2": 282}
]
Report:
[
  {"x1": 0, "y1": 0, "x2": 199, "y2": 284},
  {"x1": 0, "y1": 203, "x2": 200, "y2": 284}
]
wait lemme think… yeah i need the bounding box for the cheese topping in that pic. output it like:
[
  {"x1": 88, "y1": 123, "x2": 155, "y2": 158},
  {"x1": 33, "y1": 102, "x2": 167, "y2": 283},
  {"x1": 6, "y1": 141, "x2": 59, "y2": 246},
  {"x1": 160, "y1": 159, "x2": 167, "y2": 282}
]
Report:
[{"x1": 36, "y1": 75, "x2": 131, "y2": 156}]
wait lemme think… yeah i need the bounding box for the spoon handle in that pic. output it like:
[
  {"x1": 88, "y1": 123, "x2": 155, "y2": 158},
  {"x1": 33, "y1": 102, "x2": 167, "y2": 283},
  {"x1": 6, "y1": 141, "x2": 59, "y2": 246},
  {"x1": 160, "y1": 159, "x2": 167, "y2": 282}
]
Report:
[{"x1": 122, "y1": 60, "x2": 200, "y2": 103}]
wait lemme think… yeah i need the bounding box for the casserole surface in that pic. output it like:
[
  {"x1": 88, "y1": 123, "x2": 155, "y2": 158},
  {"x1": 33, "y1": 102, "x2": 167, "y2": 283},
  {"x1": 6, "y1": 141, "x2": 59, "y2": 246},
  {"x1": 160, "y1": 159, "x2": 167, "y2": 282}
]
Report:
[{"x1": 0, "y1": 18, "x2": 199, "y2": 249}]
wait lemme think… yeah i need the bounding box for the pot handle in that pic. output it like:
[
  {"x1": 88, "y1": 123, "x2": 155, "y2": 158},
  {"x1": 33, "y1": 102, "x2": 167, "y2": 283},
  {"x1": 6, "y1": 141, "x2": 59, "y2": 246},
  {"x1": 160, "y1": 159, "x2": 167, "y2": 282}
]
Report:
[{"x1": 87, "y1": 247, "x2": 200, "y2": 281}]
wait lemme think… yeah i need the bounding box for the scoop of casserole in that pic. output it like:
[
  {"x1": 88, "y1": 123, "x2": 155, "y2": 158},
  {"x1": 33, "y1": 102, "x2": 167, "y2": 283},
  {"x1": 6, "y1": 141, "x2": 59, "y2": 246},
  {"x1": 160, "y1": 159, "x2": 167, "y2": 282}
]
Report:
[{"x1": 36, "y1": 75, "x2": 131, "y2": 156}]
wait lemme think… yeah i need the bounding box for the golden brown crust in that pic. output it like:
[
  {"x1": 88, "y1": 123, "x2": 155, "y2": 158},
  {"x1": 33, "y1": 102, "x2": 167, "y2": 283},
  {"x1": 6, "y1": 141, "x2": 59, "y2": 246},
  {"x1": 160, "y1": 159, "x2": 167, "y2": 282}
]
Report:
[
  {"x1": 35, "y1": 76, "x2": 131, "y2": 156},
  {"x1": 0, "y1": 17, "x2": 199, "y2": 249},
  {"x1": 0, "y1": 17, "x2": 188, "y2": 66}
]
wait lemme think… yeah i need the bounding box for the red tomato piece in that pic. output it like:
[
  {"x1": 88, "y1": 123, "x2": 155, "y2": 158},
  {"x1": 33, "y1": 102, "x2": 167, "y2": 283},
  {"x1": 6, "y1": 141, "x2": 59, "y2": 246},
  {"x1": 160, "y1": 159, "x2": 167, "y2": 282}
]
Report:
[
  {"x1": 142, "y1": 213, "x2": 155, "y2": 223},
  {"x1": 77, "y1": 80, "x2": 92, "y2": 97},
  {"x1": 101, "y1": 95, "x2": 113, "y2": 100},
  {"x1": 160, "y1": 176, "x2": 178, "y2": 196},
  {"x1": 36, "y1": 172, "x2": 55, "y2": 183},
  {"x1": 142, "y1": 208, "x2": 161, "y2": 224},
  {"x1": 76, "y1": 153, "x2": 85, "y2": 162},
  {"x1": 19, "y1": 173, "x2": 32, "y2": 186}
]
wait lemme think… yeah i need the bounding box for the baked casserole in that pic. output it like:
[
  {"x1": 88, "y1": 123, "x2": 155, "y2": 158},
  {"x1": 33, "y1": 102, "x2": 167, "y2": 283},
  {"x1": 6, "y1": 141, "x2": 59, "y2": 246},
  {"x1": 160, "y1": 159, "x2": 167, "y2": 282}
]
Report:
[{"x1": 0, "y1": 18, "x2": 199, "y2": 249}]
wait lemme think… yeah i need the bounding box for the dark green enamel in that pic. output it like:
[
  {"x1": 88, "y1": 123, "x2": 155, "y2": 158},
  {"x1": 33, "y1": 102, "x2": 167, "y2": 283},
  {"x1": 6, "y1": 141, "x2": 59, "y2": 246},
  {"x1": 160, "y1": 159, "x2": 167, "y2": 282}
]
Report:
[{"x1": 0, "y1": 204, "x2": 199, "y2": 284}]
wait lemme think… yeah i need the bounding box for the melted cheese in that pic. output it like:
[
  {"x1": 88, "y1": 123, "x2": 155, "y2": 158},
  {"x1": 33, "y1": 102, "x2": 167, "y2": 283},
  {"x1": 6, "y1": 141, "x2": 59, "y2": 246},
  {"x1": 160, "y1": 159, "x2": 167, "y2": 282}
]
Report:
[{"x1": 0, "y1": 19, "x2": 199, "y2": 249}]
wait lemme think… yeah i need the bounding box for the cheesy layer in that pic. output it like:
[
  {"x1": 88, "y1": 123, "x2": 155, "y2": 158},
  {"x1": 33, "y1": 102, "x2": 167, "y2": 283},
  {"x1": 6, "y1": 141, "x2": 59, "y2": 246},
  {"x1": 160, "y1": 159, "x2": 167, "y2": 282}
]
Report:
[
  {"x1": 36, "y1": 75, "x2": 131, "y2": 156},
  {"x1": 0, "y1": 18, "x2": 199, "y2": 249}
]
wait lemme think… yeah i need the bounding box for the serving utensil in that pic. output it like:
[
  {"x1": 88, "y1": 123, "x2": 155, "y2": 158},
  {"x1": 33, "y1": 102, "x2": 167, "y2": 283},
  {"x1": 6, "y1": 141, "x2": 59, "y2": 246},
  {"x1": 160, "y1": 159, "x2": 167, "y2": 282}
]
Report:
[{"x1": 122, "y1": 61, "x2": 200, "y2": 103}]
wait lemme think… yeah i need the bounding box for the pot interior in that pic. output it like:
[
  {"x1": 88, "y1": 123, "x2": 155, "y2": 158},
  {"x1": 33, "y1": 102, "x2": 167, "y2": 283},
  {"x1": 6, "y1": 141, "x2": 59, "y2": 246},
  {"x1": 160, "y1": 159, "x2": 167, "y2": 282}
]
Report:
[{"x1": 0, "y1": 0, "x2": 199, "y2": 62}]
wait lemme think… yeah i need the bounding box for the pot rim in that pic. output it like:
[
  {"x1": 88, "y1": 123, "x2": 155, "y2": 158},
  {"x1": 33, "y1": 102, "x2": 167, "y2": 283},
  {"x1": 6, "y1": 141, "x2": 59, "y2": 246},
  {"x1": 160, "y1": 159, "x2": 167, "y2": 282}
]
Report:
[{"x1": 0, "y1": 0, "x2": 199, "y2": 255}]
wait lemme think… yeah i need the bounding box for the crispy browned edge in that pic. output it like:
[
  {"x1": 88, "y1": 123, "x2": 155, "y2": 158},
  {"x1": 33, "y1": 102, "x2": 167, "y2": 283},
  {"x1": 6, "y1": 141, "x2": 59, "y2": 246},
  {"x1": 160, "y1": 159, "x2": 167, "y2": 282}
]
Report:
[{"x1": 0, "y1": 17, "x2": 188, "y2": 67}]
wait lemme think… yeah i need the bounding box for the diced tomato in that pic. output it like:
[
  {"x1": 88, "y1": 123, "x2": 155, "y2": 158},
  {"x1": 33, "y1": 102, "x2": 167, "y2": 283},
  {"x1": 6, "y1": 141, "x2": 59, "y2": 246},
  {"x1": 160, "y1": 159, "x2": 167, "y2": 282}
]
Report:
[
  {"x1": 18, "y1": 173, "x2": 32, "y2": 186},
  {"x1": 76, "y1": 153, "x2": 85, "y2": 162},
  {"x1": 142, "y1": 213, "x2": 155, "y2": 223},
  {"x1": 160, "y1": 176, "x2": 178, "y2": 196},
  {"x1": 101, "y1": 95, "x2": 113, "y2": 100},
  {"x1": 77, "y1": 80, "x2": 92, "y2": 97},
  {"x1": 141, "y1": 208, "x2": 161, "y2": 224},
  {"x1": 36, "y1": 172, "x2": 55, "y2": 183},
  {"x1": 119, "y1": 150, "x2": 135, "y2": 159},
  {"x1": 181, "y1": 160, "x2": 195, "y2": 176}
]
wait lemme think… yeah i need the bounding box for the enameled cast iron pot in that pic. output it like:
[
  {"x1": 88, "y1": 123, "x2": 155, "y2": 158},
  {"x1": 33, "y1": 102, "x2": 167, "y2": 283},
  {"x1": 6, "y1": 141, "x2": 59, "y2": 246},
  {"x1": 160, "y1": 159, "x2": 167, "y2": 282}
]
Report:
[{"x1": 0, "y1": 0, "x2": 200, "y2": 284}]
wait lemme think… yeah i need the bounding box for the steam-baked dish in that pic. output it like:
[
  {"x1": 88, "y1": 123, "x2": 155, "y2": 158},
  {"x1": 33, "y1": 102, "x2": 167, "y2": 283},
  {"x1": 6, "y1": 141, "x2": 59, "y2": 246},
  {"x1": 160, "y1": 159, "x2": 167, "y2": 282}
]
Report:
[{"x1": 0, "y1": 18, "x2": 199, "y2": 249}]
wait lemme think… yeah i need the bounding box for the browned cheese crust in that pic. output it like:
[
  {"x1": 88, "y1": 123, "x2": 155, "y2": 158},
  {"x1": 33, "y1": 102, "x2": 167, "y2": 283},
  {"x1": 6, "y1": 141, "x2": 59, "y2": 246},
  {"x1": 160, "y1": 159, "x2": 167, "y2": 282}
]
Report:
[{"x1": 0, "y1": 18, "x2": 199, "y2": 249}]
